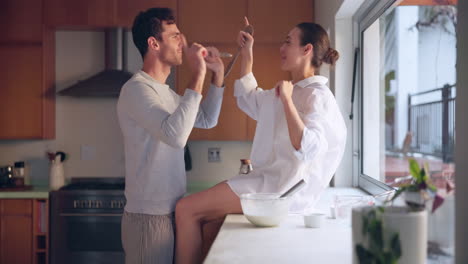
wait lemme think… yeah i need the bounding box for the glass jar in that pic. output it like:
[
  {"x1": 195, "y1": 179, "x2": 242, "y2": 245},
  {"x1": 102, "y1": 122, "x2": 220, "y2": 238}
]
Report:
[{"x1": 239, "y1": 159, "x2": 253, "y2": 174}]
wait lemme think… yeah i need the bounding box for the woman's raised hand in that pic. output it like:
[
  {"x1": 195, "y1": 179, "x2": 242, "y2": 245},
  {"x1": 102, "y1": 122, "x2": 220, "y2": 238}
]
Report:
[{"x1": 238, "y1": 17, "x2": 254, "y2": 58}]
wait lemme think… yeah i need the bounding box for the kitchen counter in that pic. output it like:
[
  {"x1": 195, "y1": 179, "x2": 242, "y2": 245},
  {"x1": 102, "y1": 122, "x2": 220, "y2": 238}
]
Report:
[
  {"x1": 0, "y1": 186, "x2": 50, "y2": 199},
  {"x1": 204, "y1": 187, "x2": 367, "y2": 264}
]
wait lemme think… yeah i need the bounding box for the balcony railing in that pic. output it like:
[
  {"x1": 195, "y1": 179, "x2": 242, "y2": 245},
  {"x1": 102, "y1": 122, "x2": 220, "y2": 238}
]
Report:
[{"x1": 408, "y1": 84, "x2": 456, "y2": 162}]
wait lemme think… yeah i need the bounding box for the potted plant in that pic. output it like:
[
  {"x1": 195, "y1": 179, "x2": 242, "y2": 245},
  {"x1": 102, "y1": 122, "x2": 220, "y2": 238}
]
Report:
[
  {"x1": 352, "y1": 158, "x2": 454, "y2": 264},
  {"x1": 389, "y1": 158, "x2": 448, "y2": 213}
]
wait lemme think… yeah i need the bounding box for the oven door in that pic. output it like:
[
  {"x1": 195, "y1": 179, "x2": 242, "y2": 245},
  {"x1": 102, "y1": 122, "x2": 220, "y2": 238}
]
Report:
[
  {"x1": 51, "y1": 208, "x2": 125, "y2": 264},
  {"x1": 50, "y1": 190, "x2": 126, "y2": 264}
]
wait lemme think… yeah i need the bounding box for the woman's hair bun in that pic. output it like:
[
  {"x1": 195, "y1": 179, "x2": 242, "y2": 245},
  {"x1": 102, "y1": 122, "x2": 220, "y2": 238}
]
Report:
[{"x1": 323, "y1": 48, "x2": 339, "y2": 66}]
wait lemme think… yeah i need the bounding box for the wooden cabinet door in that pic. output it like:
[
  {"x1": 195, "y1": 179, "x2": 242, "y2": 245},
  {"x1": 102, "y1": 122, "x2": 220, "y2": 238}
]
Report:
[
  {"x1": 0, "y1": 200, "x2": 33, "y2": 264},
  {"x1": 44, "y1": 0, "x2": 115, "y2": 28},
  {"x1": 178, "y1": 0, "x2": 247, "y2": 43},
  {"x1": 115, "y1": 0, "x2": 177, "y2": 28},
  {"x1": 0, "y1": 0, "x2": 43, "y2": 43},
  {"x1": 177, "y1": 44, "x2": 249, "y2": 140},
  {"x1": 248, "y1": 0, "x2": 314, "y2": 43},
  {"x1": 0, "y1": 45, "x2": 54, "y2": 139}
]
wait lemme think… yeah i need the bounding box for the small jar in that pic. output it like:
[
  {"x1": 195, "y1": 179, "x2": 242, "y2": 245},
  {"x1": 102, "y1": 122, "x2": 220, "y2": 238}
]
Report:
[
  {"x1": 239, "y1": 159, "x2": 253, "y2": 174},
  {"x1": 14, "y1": 161, "x2": 25, "y2": 178}
]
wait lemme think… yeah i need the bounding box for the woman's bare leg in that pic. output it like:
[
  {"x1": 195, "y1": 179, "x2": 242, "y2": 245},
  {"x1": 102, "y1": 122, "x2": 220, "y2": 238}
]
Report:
[
  {"x1": 175, "y1": 182, "x2": 242, "y2": 264},
  {"x1": 201, "y1": 218, "x2": 225, "y2": 260}
]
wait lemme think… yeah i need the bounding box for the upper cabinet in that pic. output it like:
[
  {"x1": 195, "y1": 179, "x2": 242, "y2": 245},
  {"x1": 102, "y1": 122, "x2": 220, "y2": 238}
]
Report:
[
  {"x1": 176, "y1": 0, "x2": 311, "y2": 141},
  {"x1": 0, "y1": 0, "x2": 55, "y2": 139},
  {"x1": 0, "y1": 0, "x2": 43, "y2": 43},
  {"x1": 178, "y1": 0, "x2": 246, "y2": 43},
  {"x1": 177, "y1": 44, "x2": 249, "y2": 140},
  {"x1": 115, "y1": 0, "x2": 177, "y2": 28},
  {"x1": 44, "y1": 0, "x2": 115, "y2": 28},
  {"x1": 0, "y1": 39, "x2": 55, "y2": 139},
  {"x1": 248, "y1": 0, "x2": 314, "y2": 43},
  {"x1": 44, "y1": 0, "x2": 178, "y2": 29}
]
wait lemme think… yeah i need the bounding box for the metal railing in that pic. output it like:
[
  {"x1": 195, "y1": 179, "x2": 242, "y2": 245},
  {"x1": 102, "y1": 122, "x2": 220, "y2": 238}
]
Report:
[{"x1": 408, "y1": 84, "x2": 456, "y2": 162}]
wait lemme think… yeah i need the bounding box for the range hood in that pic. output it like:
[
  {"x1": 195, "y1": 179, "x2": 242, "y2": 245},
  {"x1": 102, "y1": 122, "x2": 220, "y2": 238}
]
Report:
[{"x1": 58, "y1": 28, "x2": 133, "y2": 97}]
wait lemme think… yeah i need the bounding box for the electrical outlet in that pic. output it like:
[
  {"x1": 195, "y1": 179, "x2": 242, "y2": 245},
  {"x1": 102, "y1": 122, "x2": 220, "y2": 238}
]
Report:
[
  {"x1": 208, "y1": 147, "x2": 221, "y2": 162},
  {"x1": 81, "y1": 145, "x2": 96, "y2": 161}
]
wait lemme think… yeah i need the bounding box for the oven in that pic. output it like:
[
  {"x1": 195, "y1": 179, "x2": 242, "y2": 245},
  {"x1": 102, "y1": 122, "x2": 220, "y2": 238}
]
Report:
[{"x1": 50, "y1": 178, "x2": 126, "y2": 264}]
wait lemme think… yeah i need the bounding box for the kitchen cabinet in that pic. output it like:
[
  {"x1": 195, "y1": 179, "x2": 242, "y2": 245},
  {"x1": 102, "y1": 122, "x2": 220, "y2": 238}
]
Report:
[
  {"x1": 115, "y1": 0, "x2": 177, "y2": 28},
  {"x1": 0, "y1": 0, "x2": 55, "y2": 140},
  {"x1": 248, "y1": 0, "x2": 314, "y2": 43},
  {"x1": 176, "y1": 0, "x2": 308, "y2": 140},
  {"x1": 44, "y1": 0, "x2": 115, "y2": 28},
  {"x1": 0, "y1": 0, "x2": 43, "y2": 44},
  {"x1": 0, "y1": 36, "x2": 55, "y2": 139},
  {"x1": 0, "y1": 199, "x2": 49, "y2": 264},
  {"x1": 178, "y1": 0, "x2": 246, "y2": 43},
  {"x1": 177, "y1": 43, "x2": 290, "y2": 140},
  {"x1": 177, "y1": 44, "x2": 249, "y2": 140}
]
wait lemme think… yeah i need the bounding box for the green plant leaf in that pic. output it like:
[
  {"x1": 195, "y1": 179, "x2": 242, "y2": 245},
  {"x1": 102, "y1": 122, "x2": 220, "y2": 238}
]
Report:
[
  {"x1": 369, "y1": 219, "x2": 384, "y2": 251},
  {"x1": 362, "y1": 215, "x2": 369, "y2": 237},
  {"x1": 423, "y1": 162, "x2": 430, "y2": 182},
  {"x1": 356, "y1": 245, "x2": 375, "y2": 264},
  {"x1": 390, "y1": 233, "x2": 402, "y2": 259},
  {"x1": 409, "y1": 159, "x2": 421, "y2": 181},
  {"x1": 419, "y1": 168, "x2": 426, "y2": 184}
]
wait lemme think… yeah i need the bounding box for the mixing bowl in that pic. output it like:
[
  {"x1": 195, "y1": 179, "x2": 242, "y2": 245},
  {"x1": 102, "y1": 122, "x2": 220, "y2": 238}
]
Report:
[{"x1": 240, "y1": 193, "x2": 290, "y2": 227}]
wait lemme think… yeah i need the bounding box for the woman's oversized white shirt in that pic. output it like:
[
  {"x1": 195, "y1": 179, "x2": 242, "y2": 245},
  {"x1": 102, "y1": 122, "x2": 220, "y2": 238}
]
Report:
[{"x1": 227, "y1": 72, "x2": 347, "y2": 213}]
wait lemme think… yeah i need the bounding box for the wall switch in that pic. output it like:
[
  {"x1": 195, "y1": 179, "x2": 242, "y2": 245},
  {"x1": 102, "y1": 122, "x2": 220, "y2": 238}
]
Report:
[
  {"x1": 81, "y1": 145, "x2": 96, "y2": 161},
  {"x1": 208, "y1": 147, "x2": 221, "y2": 162}
]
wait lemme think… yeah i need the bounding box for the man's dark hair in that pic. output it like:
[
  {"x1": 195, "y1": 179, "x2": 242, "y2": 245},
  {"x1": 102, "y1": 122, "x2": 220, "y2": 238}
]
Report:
[{"x1": 132, "y1": 8, "x2": 175, "y2": 58}]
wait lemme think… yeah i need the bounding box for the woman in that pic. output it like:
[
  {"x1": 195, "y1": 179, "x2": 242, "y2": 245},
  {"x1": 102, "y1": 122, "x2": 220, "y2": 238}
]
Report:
[{"x1": 175, "y1": 19, "x2": 346, "y2": 264}]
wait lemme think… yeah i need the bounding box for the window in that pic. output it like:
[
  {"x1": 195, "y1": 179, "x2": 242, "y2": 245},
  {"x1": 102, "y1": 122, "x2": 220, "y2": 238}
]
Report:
[{"x1": 355, "y1": 0, "x2": 456, "y2": 258}]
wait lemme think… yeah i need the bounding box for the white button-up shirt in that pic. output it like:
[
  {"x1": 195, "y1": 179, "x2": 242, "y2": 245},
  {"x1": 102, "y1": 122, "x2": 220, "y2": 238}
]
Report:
[
  {"x1": 117, "y1": 70, "x2": 224, "y2": 215},
  {"x1": 227, "y1": 72, "x2": 346, "y2": 213}
]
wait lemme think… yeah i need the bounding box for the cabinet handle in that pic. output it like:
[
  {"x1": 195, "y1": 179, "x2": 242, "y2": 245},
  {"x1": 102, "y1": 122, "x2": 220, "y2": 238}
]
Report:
[{"x1": 59, "y1": 213, "x2": 123, "y2": 217}]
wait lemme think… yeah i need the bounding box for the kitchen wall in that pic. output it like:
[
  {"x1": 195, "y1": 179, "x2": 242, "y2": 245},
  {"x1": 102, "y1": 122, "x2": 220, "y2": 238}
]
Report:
[
  {"x1": 315, "y1": 0, "x2": 357, "y2": 186},
  {"x1": 0, "y1": 30, "x2": 252, "y2": 185}
]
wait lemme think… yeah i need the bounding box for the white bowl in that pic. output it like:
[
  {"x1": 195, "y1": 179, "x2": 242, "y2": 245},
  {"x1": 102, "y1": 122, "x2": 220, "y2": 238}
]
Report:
[
  {"x1": 240, "y1": 193, "x2": 290, "y2": 227},
  {"x1": 303, "y1": 213, "x2": 325, "y2": 228}
]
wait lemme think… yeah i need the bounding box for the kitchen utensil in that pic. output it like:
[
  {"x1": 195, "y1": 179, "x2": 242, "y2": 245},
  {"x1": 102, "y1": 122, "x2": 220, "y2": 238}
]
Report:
[
  {"x1": 240, "y1": 193, "x2": 289, "y2": 227},
  {"x1": 224, "y1": 24, "x2": 254, "y2": 78},
  {"x1": 206, "y1": 51, "x2": 232, "y2": 58},
  {"x1": 219, "y1": 52, "x2": 233, "y2": 58},
  {"x1": 279, "y1": 179, "x2": 306, "y2": 198}
]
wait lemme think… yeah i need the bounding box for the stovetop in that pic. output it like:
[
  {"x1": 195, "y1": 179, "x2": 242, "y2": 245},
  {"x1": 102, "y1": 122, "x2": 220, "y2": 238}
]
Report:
[{"x1": 59, "y1": 177, "x2": 125, "y2": 191}]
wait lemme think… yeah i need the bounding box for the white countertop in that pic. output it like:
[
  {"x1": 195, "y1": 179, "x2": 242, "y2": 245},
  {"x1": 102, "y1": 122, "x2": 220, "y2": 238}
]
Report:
[{"x1": 204, "y1": 187, "x2": 367, "y2": 264}]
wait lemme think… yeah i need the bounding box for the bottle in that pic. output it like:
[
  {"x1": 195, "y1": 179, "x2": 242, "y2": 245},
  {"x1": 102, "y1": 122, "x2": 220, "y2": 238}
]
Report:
[
  {"x1": 49, "y1": 157, "x2": 65, "y2": 191},
  {"x1": 239, "y1": 159, "x2": 253, "y2": 174},
  {"x1": 13, "y1": 161, "x2": 25, "y2": 187}
]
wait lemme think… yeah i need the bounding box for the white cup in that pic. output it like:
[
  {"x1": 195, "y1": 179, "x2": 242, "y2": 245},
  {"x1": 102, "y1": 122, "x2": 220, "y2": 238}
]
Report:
[{"x1": 303, "y1": 213, "x2": 325, "y2": 228}]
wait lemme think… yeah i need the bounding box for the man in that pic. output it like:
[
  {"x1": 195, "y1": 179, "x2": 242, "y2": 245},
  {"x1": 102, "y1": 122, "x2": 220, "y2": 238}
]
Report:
[{"x1": 117, "y1": 7, "x2": 225, "y2": 264}]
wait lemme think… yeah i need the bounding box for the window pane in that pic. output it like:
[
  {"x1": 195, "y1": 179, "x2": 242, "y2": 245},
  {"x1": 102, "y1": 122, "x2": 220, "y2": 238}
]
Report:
[
  {"x1": 362, "y1": 5, "x2": 456, "y2": 188},
  {"x1": 360, "y1": 4, "x2": 457, "y2": 257}
]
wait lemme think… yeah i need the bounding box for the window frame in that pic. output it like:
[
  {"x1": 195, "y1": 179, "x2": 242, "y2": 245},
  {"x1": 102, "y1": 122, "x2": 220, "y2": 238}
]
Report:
[{"x1": 354, "y1": 0, "x2": 398, "y2": 195}]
